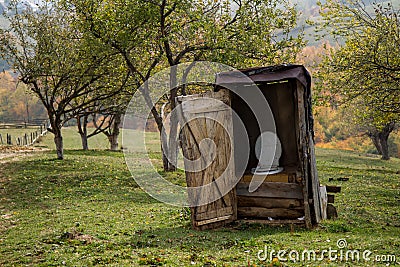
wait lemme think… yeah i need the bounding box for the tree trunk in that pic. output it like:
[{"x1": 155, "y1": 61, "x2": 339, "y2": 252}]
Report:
[
  {"x1": 369, "y1": 134, "x2": 382, "y2": 155},
  {"x1": 139, "y1": 84, "x2": 170, "y2": 171},
  {"x1": 48, "y1": 115, "x2": 64, "y2": 160},
  {"x1": 160, "y1": 126, "x2": 170, "y2": 170},
  {"x1": 367, "y1": 122, "x2": 396, "y2": 160},
  {"x1": 378, "y1": 122, "x2": 395, "y2": 160},
  {"x1": 108, "y1": 134, "x2": 119, "y2": 151},
  {"x1": 167, "y1": 67, "x2": 178, "y2": 171},
  {"x1": 80, "y1": 133, "x2": 89, "y2": 151},
  {"x1": 155, "y1": 113, "x2": 170, "y2": 171},
  {"x1": 77, "y1": 114, "x2": 89, "y2": 150},
  {"x1": 108, "y1": 113, "x2": 121, "y2": 151},
  {"x1": 379, "y1": 134, "x2": 390, "y2": 160},
  {"x1": 54, "y1": 132, "x2": 63, "y2": 160},
  {"x1": 121, "y1": 50, "x2": 170, "y2": 170},
  {"x1": 167, "y1": 113, "x2": 179, "y2": 171}
]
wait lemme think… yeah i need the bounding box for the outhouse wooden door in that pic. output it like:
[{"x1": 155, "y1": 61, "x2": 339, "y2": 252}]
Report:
[{"x1": 177, "y1": 89, "x2": 238, "y2": 230}]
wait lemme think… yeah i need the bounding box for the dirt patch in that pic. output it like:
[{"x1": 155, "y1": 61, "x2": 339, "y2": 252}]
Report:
[
  {"x1": 0, "y1": 145, "x2": 38, "y2": 152},
  {"x1": 61, "y1": 231, "x2": 98, "y2": 243},
  {"x1": 0, "y1": 145, "x2": 49, "y2": 163}
]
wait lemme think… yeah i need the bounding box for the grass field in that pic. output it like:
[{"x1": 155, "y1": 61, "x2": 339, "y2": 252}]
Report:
[
  {"x1": 0, "y1": 129, "x2": 399, "y2": 266},
  {"x1": 35, "y1": 127, "x2": 116, "y2": 150}
]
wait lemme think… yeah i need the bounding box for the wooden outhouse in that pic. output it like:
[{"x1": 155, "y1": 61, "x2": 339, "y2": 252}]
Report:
[{"x1": 177, "y1": 65, "x2": 327, "y2": 230}]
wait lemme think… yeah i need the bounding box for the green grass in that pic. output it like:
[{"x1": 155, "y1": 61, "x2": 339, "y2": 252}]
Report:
[
  {"x1": 36, "y1": 127, "x2": 162, "y2": 153},
  {"x1": 36, "y1": 127, "x2": 114, "y2": 150},
  {"x1": 0, "y1": 131, "x2": 399, "y2": 266}
]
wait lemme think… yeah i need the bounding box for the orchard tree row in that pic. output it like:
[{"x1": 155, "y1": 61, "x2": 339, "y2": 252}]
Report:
[{"x1": 0, "y1": 0, "x2": 304, "y2": 164}]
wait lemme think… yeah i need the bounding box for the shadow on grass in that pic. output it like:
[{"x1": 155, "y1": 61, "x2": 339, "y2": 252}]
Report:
[
  {"x1": 65, "y1": 149, "x2": 125, "y2": 157},
  {"x1": 40, "y1": 149, "x2": 127, "y2": 159},
  {"x1": 114, "y1": 223, "x2": 300, "y2": 252}
]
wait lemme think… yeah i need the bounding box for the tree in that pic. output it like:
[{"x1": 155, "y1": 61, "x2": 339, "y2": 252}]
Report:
[
  {"x1": 76, "y1": 111, "x2": 123, "y2": 151},
  {"x1": 71, "y1": 62, "x2": 132, "y2": 151},
  {"x1": 75, "y1": 86, "x2": 133, "y2": 151},
  {"x1": 316, "y1": 0, "x2": 400, "y2": 113},
  {"x1": 0, "y1": 1, "x2": 122, "y2": 159},
  {"x1": 350, "y1": 101, "x2": 399, "y2": 160},
  {"x1": 315, "y1": 0, "x2": 400, "y2": 159},
  {"x1": 68, "y1": 0, "x2": 170, "y2": 162},
  {"x1": 366, "y1": 123, "x2": 397, "y2": 160}
]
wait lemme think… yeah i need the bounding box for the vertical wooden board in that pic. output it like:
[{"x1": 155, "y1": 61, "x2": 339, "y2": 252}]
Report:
[
  {"x1": 295, "y1": 81, "x2": 312, "y2": 229},
  {"x1": 296, "y1": 80, "x2": 322, "y2": 224},
  {"x1": 319, "y1": 186, "x2": 328, "y2": 220},
  {"x1": 310, "y1": 134, "x2": 322, "y2": 223},
  {"x1": 177, "y1": 89, "x2": 237, "y2": 229}
]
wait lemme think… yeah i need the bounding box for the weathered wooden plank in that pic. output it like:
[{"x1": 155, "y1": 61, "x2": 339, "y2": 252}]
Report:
[
  {"x1": 237, "y1": 196, "x2": 302, "y2": 209},
  {"x1": 238, "y1": 207, "x2": 304, "y2": 219},
  {"x1": 241, "y1": 173, "x2": 289, "y2": 183},
  {"x1": 181, "y1": 99, "x2": 229, "y2": 114},
  {"x1": 236, "y1": 182, "x2": 303, "y2": 199},
  {"x1": 177, "y1": 89, "x2": 230, "y2": 105},
  {"x1": 195, "y1": 215, "x2": 232, "y2": 227},
  {"x1": 309, "y1": 134, "x2": 322, "y2": 223},
  {"x1": 319, "y1": 186, "x2": 328, "y2": 220},
  {"x1": 295, "y1": 80, "x2": 312, "y2": 229},
  {"x1": 326, "y1": 186, "x2": 341, "y2": 193},
  {"x1": 238, "y1": 219, "x2": 305, "y2": 225},
  {"x1": 195, "y1": 207, "x2": 233, "y2": 221}
]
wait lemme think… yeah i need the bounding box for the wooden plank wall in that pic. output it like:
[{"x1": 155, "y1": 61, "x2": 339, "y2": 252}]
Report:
[{"x1": 236, "y1": 173, "x2": 305, "y2": 220}]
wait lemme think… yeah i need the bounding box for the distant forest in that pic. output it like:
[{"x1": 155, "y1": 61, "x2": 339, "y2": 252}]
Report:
[{"x1": 0, "y1": 72, "x2": 46, "y2": 122}]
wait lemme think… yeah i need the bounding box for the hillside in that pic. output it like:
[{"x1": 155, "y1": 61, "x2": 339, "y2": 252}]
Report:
[
  {"x1": 292, "y1": 0, "x2": 400, "y2": 45},
  {"x1": 0, "y1": 71, "x2": 46, "y2": 122}
]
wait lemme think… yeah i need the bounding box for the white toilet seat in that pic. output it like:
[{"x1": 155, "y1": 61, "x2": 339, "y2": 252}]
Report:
[
  {"x1": 251, "y1": 131, "x2": 283, "y2": 175},
  {"x1": 251, "y1": 166, "x2": 284, "y2": 175}
]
